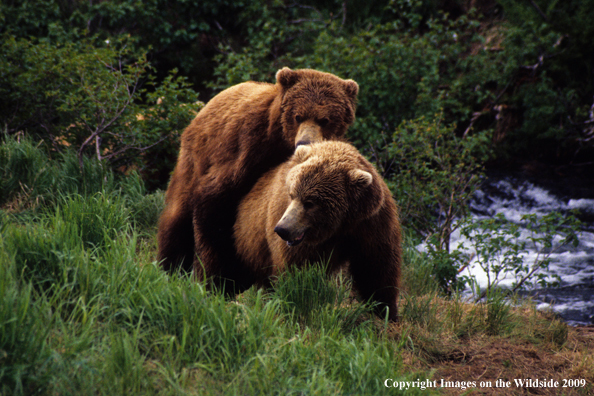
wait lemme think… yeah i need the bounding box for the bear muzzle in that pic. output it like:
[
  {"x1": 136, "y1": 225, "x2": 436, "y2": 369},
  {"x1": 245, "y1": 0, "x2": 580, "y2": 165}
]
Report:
[
  {"x1": 295, "y1": 121, "x2": 323, "y2": 147},
  {"x1": 274, "y1": 224, "x2": 306, "y2": 247}
]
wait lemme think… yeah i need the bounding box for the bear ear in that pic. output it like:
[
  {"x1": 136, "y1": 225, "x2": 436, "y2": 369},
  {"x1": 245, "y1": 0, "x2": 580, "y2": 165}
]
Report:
[
  {"x1": 343, "y1": 79, "x2": 359, "y2": 99},
  {"x1": 276, "y1": 67, "x2": 299, "y2": 89},
  {"x1": 294, "y1": 144, "x2": 312, "y2": 163},
  {"x1": 348, "y1": 169, "x2": 372, "y2": 188}
]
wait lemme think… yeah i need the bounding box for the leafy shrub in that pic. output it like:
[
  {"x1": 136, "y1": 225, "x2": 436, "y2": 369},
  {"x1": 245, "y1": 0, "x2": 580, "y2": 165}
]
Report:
[
  {"x1": 385, "y1": 114, "x2": 492, "y2": 247},
  {"x1": 496, "y1": 0, "x2": 594, "y2": 154},
  {"x1": 0, "y1": 0, "x2": 245, "y2": 88},
  {"x1": 0, "y1": 35, "x2": 201, "y2": 181},
  {"x1": 212, "y1": 2, "x2": 594, "y2": 163},
  {"x1": 214, "y1": 10, "x2": 509, "y2": 147},
  {"x1": 4, "y1": 0, "x2": 594, "y2": 182}
]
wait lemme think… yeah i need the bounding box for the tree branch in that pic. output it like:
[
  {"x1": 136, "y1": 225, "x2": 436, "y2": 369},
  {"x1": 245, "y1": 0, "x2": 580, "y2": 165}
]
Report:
[
  {"x1": 526, "y1": 0, "x2": 549, "y2": 22},
  {"x1": 77, "y1": 63, "x2": 140, "y2": 168}
]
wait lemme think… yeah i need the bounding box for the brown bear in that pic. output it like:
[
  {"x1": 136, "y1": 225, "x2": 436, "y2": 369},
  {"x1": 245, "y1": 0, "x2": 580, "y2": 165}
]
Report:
[
  {"x1": 233, "y1": 141, "x2": 402, "y2": 321},
  {"x1": 157, "y1": 68, "x2": 359, "y2": 292}
]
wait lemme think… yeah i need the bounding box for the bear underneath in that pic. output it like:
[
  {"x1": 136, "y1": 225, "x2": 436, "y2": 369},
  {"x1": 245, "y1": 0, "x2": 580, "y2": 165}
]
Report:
[
  {"x1": 157, "y1": 68, "x2": 358, "y2": 292},
  {"x1": 233, "y1": 141, "x2": 402, "y2": 321}
]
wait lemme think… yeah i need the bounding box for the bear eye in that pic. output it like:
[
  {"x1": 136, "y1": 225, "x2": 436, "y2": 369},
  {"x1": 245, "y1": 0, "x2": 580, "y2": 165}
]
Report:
[
  {"x1": 317, "y1": 118, "x2": 329, "y2": 127},
  {"x1": 295, "y1": 114, "x2": 303, "y2": 123},
  {"x1": 303, "y1": 201, "x2": 314, "y2": 210}
]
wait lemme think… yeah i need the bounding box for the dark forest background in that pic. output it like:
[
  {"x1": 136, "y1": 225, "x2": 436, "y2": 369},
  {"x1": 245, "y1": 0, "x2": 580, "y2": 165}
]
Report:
[{"x1": 2, "y1": 0, "x2": 593, "y2": 190}]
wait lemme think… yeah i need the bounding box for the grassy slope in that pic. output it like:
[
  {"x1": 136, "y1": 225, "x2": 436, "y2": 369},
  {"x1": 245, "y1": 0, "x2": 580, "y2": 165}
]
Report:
[{"x1": 1, "y1": 139, "x2": 593, "y2": 395}]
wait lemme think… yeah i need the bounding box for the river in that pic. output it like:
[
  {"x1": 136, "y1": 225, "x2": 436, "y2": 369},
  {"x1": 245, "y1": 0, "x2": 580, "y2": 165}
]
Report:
[{"x1": 454, "y1": 171, "x2": 594, "y2": 326}]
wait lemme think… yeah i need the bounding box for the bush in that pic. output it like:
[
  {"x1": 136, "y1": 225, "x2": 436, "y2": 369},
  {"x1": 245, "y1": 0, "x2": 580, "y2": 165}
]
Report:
[
  {"x1": 212, "y1": 2, "x2": 594, "y2": 164},
  {"x1": 0, "y1": 0, "x2": 245, "y2": 88},
  {"x1": 384, "y1": 114, "x2": 492, "y2": 248},
  {"x1": 213, "y1": 10, "x2": 509, "y2": 147},
  {"x1": 496, "y1": 0, "x2": 594, "y2": 156},
  {"x1": 0, "y1": 35, "x2": 201, "y2": 182}
]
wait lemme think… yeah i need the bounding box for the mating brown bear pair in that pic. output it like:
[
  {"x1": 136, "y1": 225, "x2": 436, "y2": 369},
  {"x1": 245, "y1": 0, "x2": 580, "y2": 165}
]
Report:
[{"x1": 157, "y1": 68, "x2": 401, "y2": 320}]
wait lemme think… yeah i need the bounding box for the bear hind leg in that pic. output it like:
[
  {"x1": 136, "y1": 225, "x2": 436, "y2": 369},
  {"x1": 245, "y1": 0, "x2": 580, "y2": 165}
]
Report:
[
  {"x1": 157, "y1": 205, "x2": 195, "y2": 274},
  {"x1": 192, "y1": 206, "x2": 258, "y2": 296}
]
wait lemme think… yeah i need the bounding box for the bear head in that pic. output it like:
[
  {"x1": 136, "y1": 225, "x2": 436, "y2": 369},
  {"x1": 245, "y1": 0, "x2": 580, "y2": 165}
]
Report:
[
  {"x1": 276, "y1": 67, "x2": 358, "y2": 148},
  {"x1": 273, "y1": 142, "x2": 384, "y2": 247}
]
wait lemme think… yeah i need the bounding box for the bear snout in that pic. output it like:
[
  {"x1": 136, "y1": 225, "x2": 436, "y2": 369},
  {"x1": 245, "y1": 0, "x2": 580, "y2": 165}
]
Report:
[
  {"x1": 274, "y1": 224, "x2": 306, "y2": 247},
  {"x1": 273, "y1": 224, "x2": 290, "y2": 241},
  {"x1": 295, "y1": 121, "x2": 323, "y2": 147}
]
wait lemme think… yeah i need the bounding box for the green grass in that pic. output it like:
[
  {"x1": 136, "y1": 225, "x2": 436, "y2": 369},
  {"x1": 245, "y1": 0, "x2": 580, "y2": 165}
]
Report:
[{"x1": 0, "y1": 204, "x2": 426, "y2": 395}]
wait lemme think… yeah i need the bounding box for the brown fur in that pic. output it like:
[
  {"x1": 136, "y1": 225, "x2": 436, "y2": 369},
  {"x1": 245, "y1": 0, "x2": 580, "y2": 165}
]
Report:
[
  {"x1": 157, "y1": 68, "x2": 358, "y2": 292},
  {"x1": 234, "y1": 141, "x2": 402, "y2": 321}
]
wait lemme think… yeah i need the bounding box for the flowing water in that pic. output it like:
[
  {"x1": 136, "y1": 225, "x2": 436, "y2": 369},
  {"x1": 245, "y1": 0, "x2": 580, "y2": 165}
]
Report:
[{"x1": 454, "y1": 172, "x2": 594, "y2": 326}]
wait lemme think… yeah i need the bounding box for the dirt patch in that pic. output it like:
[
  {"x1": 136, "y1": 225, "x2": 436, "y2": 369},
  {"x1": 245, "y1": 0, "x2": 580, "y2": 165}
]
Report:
[{"x1": 407, "y1": 326, "x2": 594, "y2": 395}]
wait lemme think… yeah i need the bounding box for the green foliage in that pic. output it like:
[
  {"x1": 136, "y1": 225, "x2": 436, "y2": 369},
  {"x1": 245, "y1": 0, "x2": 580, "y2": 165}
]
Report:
[
  {"x1": 121, "y1": 175, "x2": 165, "y2": 231},
  {"x1": 210, "y1": 1, "x2": 333, "y2": 88},
  {"x1": 104, "y1": 330, "x2": 151, "y2": 394},
  {"x1": 0, "y1": 136, "x2": 163, "y2": 237},
  {"x1": 385, "y1": 113, "x2": 491, "y2": 243},
  {"x1": 1, "y1": 164, "x2": 584, "y2": 394},
  {"x1": 2, "y1": 219, "x2": 83, "y2": 292},
  {"x1": 400, "y1": 237, "x2": 440, "y2": 297},
  {"x1": 493, "y1": 0, "x2": 594, "y2": 157},
  {"x1": 213, "y1": 9, "x2": 511, "y2": 147},
  {"x1": 3, "y1": 0, "x2": 594, "y2": 184},
  {"x1": 483, "y1": 289, "x2": 512, "y2": 336},
  {"x1": 0, "y1": 35, "x2": 201, "y2": 179},
  {"x1": 308, "y1": 15, "x2": 492, "y2": 145},
  {"x1": 211, "y1": 1, "x2": 594, "y2": 162},
  {"x1": 0, "y1": 0, "x2": 245, "y2": 86},
  {"x1": 401, "y1": 292, "x2": 440, "y2": 331},
  {"x1": 0, "y1": 135, "x2": 59, "y2": 208},
  {"x1": 422, "y1": 242, "x2": 467, "y2": 295}
]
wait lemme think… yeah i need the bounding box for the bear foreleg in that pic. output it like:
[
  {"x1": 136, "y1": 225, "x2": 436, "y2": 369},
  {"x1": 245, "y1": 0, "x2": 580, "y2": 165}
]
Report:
[{"x1": 347, "y1": 239, "x2": 401, "y2": 322}]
